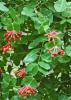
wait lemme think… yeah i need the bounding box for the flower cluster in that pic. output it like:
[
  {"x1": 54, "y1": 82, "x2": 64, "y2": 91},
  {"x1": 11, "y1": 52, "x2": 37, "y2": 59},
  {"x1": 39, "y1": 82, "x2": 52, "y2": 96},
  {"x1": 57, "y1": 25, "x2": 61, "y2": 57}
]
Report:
[
  {"x1": 48, "y1": 46, "x2": 64, "y2": 57},
  {"x1": 19, "y1": 85, "x2": 37, "y2": 97},
  {"x1": 4, "y1": 30, "x2": 22, "y2": 42},
  {"x1": 1, "y1": 42, "x2": 14, "y2": 53},
  {"x1": 17, "y1": 68, "x2": 26, "y2": 78},
  {"x1": 17, "y1": 68, "x2": 37, "y2": 97},
  {"x1": 1, "y1": 30, "x2": 22, "y2": 53},
  {"x1": 44, "y1": 31, "x2": 61, "y2": 44},
  {"x1": 44, "y1": 31, "x2": 64, "y2": 57}
]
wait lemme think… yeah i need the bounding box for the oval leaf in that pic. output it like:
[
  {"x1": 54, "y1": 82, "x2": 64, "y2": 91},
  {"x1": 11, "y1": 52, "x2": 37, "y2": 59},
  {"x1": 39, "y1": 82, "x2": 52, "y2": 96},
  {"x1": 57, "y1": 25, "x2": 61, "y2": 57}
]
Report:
[
  {"x1": 38, "y1": 61, "x2": 50, "y2": 70},
  {"x1": 54, "y1": 0, "x2": 67, "y2": 12}
]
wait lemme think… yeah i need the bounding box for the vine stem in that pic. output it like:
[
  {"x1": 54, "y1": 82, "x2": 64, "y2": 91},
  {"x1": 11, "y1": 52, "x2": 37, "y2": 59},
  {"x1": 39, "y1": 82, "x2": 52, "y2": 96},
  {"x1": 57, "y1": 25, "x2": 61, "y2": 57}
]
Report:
[{"x1": 11, "y1": 23, "x2": 14, "y2": 30}]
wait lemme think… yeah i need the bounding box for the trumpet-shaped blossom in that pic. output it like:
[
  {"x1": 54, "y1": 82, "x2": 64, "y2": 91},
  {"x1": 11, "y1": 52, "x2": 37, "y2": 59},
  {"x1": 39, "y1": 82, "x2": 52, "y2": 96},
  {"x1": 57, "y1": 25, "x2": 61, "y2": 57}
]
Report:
[
  {"x1": 4, "y1": 30, "x2": 22, "y2": 42},
  {"x1": 2, "y1": 42, "x2": 14, "y2": 53},
  {"x1": 19, "y1": 85, "x2": 37, "y2": 97},
  {"x1": 48, "y1": 46, "x2": 64, "y2": 57},
  {"x1": 17, "y1": 68, "x2": 26, "y2": 78}
]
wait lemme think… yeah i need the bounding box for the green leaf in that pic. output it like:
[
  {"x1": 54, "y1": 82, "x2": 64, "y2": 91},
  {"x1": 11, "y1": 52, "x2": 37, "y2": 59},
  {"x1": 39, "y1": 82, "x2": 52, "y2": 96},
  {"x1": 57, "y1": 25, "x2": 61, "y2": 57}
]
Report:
[
  {"x1": 10, "y1": 77, "x2": 16, "y2": 86},
  {"x1": 21, "y1": 76, "x2": 33, "y2": 85},
  {"x1": 2, "y1": 73, "x2": 16, "y2": 90},
  {"x1": 58, "y1": 95, "x2": 69, "y2": 100},
  {"x1": 38, "y1": 61, "x2": 50, "y2": 70},
  {"x1": 13, "y1": 22, "x2": 20, "y2": 31},
  {"x1": 0, "y1": 2, "x2": 9, "y2": 12},
  {"x1": 38, "y1": 67, "x2": 48, "y2": 75},
  {"x1": 28, "y1": 37, "x2": 47, "y2": 49},
  {"x1": 67, "y1": 19, "x2": 71, "y2": 24},
  {"x1": 62, "y1": 2, "x2": 71, "y2": 17},
  {"x1": 31, "y1": 11, "x2": 50, "y2": 33},
  {"x1": 2, "y1": 80, "x2": 9, "y2": 89},
  {"x1": 11, "y1": 96, "x2": 20, "y2": 100},
  {"x1": 1, "y1": 17, "x2": 12, "y2": 27},
  {"x1": 60, "y1": 19, "x2": 67, "y2": 24},
  {"x1": 30, "y1": 79, "x2": 39, "y2": 88},
  {"x1": 26, "y1": 63, "x2": 37, "y2": 72},
  {"x1": 21, "y1": 76, "x2": 38, "y2": 87},
  {"x1": 21, "y1": 7, "x2": 34, "y2": 17},
  {"x1": 27, "y1": 94, "x2": 42, "y2": 100},
  {"x1": 0, "y1": 23, "x2": 2, "y2": 29},
  {"x1": 41, "y1": 53, "x2": 52, "y2": 63},
  {"x1": 21, "y1": 1, "x2": 36, "y2": 17},
  {"x1": 1, "y1": 92, "x2": 9, "y2": 100},
  {"x1": 16, "y1": 16, "x2": 24, "y2": 25},
  {"x1": 40, "y1": 8, "x2": 53, "y2": 26},
  {"x1": 54, "y1": 0, "x2": 67, "y2": 12},
  {"x1": 31, "y1": 66, "x2": 38, "y2": 76},
  {"x1": 3, "y1": 73, "x2": 11, "y2": 83},
  {"x1": 9, "y1": 7, "x2": 17, "y2": 19},
  {"x1": 66, "y1": 45, "x2": 71, "y2": 57},
  {"x1": 26, "y1": 63, "x2": 39, "y2": 76},
  {"x1": 23, "y1": 49, "x2": 40, "y2": 65},
  {"x1": 58, "y1": 55, "x2": 70, "y2": 63}
]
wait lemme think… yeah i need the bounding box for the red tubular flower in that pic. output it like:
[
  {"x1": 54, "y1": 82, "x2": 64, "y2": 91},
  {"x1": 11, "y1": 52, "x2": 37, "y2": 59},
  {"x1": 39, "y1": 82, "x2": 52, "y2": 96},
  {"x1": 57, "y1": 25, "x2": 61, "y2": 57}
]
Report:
[
  {"x1": 44, "y1": 32, "x2": 52, "y2": 36},
  {"x1": 18, "y1": 85, "x2": 37, "y2": 97},
  {"x1": 31, "y1": 88, "x2": 37, "y2": 94},
  {"x1": 44, "y1": 31, "x2": 61, "y2": 44},
  {"x1": 48, "y1": 48, "x2": 53, "y2": 52},
  {"x1": 51, "y1": 53, "x2": 58, "y2": 57},
  {"x1": 51, "y1": 52, "x2": 55, "y2": 57},
  {"x1": 48, "y1": 46, "x2": 64, "y2": 57},
  {"x1": 1, "y1": 42, "x2": 14, "y2": 53},
  {"x1": 19, "y1": 86, "x2": 27, "y2": 95},
  {"x1": 44, "y1": 31, "x2": 61, "y2": 37},
  {"x1": 55, "y1": 53, "x2": 58, "y2": 57},
  {"x1": 59, "y1": 50, "x2": 64, "y2": 55},
  {"x1": 27, "y1": 89, "x2": 31, "y2": 94},
  {"x1": 17, "y1": 68, "x2": 26, "y2": 78},
  {"x1": 24, "y1": 93, "x2": 27, "y2": 97},
  {"x1": 4, "y1": 30, "x2": 22, "y2": 42}
]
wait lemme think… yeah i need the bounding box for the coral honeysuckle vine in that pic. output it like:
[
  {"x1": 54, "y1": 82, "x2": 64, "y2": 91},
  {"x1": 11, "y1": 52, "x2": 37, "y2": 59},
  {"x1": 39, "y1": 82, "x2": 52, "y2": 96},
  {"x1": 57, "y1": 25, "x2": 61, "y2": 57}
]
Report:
[
  {"x1": 0, "y1": 0, "x2": 71, "y2": 100},
  {"x1": 1, "y1": 30, "x2": 64, "y2": 98}
]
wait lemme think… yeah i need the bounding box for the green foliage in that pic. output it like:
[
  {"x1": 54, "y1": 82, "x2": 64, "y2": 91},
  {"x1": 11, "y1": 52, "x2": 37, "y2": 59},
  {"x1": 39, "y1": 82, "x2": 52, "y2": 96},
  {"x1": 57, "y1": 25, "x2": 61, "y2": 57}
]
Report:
[
  {"x1": 54, "y1": 0, "x2": 67, "y2": 12},
  {"x1": 38, "y1": 61, "x2": 50, "y2": 70},
  {"x1": 0, "y1": 0, "x2": 71, "y2": 100},
  {"x1": 23, "y1": 49, "x2": 40, "y2": 65},
  {"x1": 66, "y1": 45, "x2": 71, "y2": 57},
  {"x1": 0, "y1": 2, "x2": 9, "y2": 12},
  {"x1": 62, "y1": 2, "x2": 71, "y2": 17}
]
